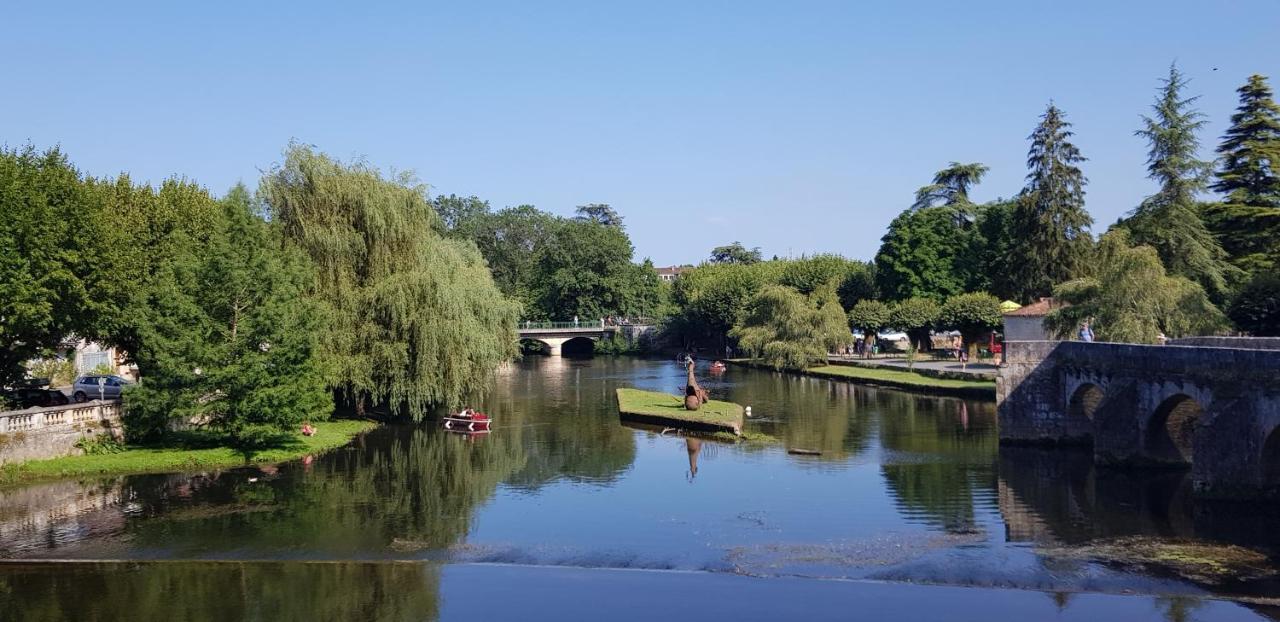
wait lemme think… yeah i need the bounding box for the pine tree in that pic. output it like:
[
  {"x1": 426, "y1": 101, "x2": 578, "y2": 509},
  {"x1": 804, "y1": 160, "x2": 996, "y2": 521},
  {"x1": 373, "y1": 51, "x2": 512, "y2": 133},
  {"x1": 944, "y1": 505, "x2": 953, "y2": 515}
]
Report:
[
  {"x1": 1203, "y1": 74, "x2": 1280, "y2": 272},
  {"x1": 1123, "y1": 64, "x2": 1239, "y2": 301},
  {"x1": 1008, "y1": 104, "x2": 1093, "y2": 301},
  {"x1": 125, "y1": 186, "x2": 330, "y2": 445},
  {"x1": 1213, "y1": 75, "x2": 1280, "y2": 207},
  {"x1": 911, "y1": 162, "x2": 989, "y2": 226}
]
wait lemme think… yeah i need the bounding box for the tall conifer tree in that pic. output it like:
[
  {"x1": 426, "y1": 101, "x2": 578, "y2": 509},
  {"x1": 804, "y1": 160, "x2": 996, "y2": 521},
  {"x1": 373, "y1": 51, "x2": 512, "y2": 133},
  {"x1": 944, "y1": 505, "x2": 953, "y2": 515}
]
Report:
[
  {"x1": 1123, "y1": 64, "x2": 1238, "y2": 301},
  {"x1": 1008, "y1": 104, "x2": 1092, "y2": 301},
  {"x1": 1203, "y1": 74, "x2": 1280, "y2": 272},
  {"x1": 1213, "y1": 75, "x2": 1280, "y2": 207}
]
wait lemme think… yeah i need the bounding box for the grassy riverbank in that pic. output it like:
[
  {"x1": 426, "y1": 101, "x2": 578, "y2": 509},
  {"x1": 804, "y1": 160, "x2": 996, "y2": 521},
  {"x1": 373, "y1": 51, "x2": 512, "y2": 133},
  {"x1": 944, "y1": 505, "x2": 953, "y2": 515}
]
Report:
[
  {"x1": 727, "y1": 360, "x2": 996, "y2": 399},
  {"x1": 615, "y1": 388, "x2": 744, "y2": 434},
  {"x1": 0, "y1": 419, "x2": 377, "y2": 486}
]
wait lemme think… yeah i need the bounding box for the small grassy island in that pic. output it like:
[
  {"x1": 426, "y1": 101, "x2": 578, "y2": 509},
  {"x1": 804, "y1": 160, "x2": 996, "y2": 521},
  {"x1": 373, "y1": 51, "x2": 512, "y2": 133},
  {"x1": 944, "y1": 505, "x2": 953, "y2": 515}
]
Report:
[
  {"x1": 615, "y1": 388, "x2": 744, "y2": 435},
  {"x1": 0, "y1": 420, "x2": 376, "y2": 486}
]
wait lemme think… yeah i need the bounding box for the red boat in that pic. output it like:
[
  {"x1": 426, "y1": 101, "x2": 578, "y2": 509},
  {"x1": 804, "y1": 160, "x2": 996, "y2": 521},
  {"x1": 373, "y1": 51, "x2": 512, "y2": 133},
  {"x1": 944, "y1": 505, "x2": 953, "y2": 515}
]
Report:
[
  {"x1": 443, "y1": 409, "x2": 492, "y2": 432},
  {"x1": 709, "y1": 361, "x2": 727, "y2": 373}
]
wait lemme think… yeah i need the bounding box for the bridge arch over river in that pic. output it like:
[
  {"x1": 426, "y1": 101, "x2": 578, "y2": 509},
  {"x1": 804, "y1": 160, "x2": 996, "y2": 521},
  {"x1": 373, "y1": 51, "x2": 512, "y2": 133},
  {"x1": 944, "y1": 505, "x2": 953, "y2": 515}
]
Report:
[
  {"x1": 516, "y1": 321, "x2": 654, "y2": 356},
  {"x1": 998, "y1": 338, "x2": 1280, "y2": 498}
]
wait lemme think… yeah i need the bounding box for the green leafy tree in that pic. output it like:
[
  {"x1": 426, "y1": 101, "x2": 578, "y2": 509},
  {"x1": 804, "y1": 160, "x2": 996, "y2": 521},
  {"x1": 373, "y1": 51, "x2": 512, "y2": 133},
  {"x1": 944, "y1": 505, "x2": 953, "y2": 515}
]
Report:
[
  {"x1": 836, "y1": 261, "x2": 878, "y2": 309},
  {"x1": 0, "y1": 147, "x2": 94, "y2": 386},
  {"x1": 938, "y1": 293, "x2": 1003, "y2": 356},
  {"x1": 124, "y1": 186, "x2": 329, "y2": 445},
  {"x1": 730, "y1": 285, "x2": 852, "y2": 370},
  {"x1": 1203, "y1": 74, "x2": 1280, "y2": 273},
  {"x1": 875, "y1": 207, "x2": 968, "y2": 301},
  {"x1": 709, "y1": 241, "x2": 762, "y2": 265},
  {"x1": 262, "y1": 144, "x2": 520, "y2": 416},
  {"x1": 431, "y1": 194, "x2": 491, "y2": 238},
  {"x1": 668, "y1": 261, "x2": 784, "y2": 350},
  {"x1": 466, "y1": 205, "x2": 558, "y2": 310},
  {"x1": 1009, "y1": 104, "x2": 1093, "y2": 301},
  {"x1": 889, "y1": 297, "x2": 941, "y2": 352},
  {"x1": 531, "y1": 218, "x2": 658, "y2": 320},
  {"x1": 779, "y1": 254, "x2": 866, "y2": 296},
  {"x1": 847, "y1": 300, "x2": 892, "y2": 344},
  {"x1": 1123, "y1": 64, "x2": 1239, "y2": 301},
  {"x1": 574, "y1": 203, "x2": 623, "y2": 228},
  {"x1": 1046, "y1": 230, "x2": 1226, "y2": 343},
  {"x1": 967, "y1": 200, "x2": 1017, "y2": 299},
  {"x1": 1228, "y1": 272, "x2": 1280, "y2": 336}
]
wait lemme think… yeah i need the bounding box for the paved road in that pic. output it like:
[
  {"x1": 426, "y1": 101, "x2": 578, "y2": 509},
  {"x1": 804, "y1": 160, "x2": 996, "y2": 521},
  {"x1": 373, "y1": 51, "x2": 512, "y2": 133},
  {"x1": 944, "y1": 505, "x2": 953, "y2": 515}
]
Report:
[{"x1": 828, "y1": 355, "x2": 999, "y2": 378}]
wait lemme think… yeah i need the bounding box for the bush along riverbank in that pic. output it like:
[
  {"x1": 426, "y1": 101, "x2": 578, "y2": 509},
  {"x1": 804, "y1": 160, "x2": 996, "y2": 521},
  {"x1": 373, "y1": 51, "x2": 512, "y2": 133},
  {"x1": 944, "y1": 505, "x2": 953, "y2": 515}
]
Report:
[
  {"x1": 0, "y1": 419, "x2": 377, "y2": 486},
  {"x1": 726, "y1": 360, "x2": 996, "y2": 400}
]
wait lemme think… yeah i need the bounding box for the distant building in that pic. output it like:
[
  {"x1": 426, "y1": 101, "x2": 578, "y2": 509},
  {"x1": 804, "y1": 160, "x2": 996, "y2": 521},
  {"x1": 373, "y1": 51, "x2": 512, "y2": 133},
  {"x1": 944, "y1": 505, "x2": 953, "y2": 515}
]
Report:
[
  {"x1": 655, "y1": 265, "x2": 691, "y2": 283},
  {"x1": 1003, "y1": 298, "x2": 1060, "y2": 341}
]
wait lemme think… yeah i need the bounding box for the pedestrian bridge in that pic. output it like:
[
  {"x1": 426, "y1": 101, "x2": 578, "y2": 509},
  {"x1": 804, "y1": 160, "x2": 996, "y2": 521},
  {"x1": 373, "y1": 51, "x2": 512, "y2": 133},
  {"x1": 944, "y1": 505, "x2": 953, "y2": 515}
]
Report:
[
  {"x1": 516, "y1": 321, "x2": 621, "y2": 356},
  {"x1": 998, "y1": 338, "x2": 1280, "y2": 499}
]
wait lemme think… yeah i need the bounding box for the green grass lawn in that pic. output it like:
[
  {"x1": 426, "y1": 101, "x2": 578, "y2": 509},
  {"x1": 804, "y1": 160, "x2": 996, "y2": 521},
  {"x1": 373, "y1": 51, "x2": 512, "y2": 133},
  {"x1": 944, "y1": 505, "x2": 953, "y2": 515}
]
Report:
[
  {"x1": 725, "y1": 359, "x2": 995, "y2": 398},
  {"x1": 615, "y1": 388, "x2": 744, "y2": 434},
  {"x1": 0, "y1": 419, "x2": 377, "y2": 486},
  {"x1": 801, "y1": 365, "x2": 995, "y2": 395}
]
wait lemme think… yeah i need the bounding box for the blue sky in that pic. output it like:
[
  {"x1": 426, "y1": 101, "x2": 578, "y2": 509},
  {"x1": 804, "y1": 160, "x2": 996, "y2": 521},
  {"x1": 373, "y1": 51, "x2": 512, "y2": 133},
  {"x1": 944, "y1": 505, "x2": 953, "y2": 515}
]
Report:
[{"x1": 3, "y1": 1, "x2": 1277, "y2": 266}]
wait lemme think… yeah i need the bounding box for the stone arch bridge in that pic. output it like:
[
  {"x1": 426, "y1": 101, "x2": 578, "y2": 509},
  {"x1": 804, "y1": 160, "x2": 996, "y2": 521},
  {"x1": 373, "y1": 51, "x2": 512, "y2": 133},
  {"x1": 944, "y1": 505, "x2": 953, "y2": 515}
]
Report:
[
  {"x1": 516, "y1": 321, "x2": 653, "y2": 356},
  {"x1": 998, "y1": 338, "x2": 1280, "y2": 498}
]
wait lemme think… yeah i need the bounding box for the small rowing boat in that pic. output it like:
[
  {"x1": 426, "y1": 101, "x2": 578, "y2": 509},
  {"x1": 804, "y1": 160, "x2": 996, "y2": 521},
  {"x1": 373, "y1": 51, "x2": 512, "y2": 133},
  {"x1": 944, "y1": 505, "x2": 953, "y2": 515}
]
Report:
[
  {"x1": 443, "y1": 409, "x2": 492, "y2": 432},
  {"x1": 709, "y1": 361, "x2": 727, "y2": 373}
]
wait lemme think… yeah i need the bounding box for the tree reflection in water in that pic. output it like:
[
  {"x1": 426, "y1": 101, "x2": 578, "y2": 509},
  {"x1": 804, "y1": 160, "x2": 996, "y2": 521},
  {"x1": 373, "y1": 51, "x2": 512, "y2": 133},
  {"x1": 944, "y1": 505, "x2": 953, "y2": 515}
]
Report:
[
  {"x1": 0, "y1": 561, "x2": 440, "y2": 621},
  {"x1": 878, "y1": 394, "x2": 997, "y2": 533}
]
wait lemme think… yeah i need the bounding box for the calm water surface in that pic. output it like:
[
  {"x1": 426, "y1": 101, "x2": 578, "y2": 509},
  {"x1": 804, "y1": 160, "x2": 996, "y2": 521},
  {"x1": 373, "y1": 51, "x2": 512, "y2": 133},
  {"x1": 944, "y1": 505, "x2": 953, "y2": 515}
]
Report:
[{"x1": 3, "y1": 357, "x2": 1279, "y2": 621}]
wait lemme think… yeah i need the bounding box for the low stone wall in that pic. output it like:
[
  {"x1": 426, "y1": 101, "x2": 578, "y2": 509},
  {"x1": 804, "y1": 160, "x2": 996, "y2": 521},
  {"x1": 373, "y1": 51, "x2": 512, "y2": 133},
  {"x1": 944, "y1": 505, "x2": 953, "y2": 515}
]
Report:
[{"x1": 0, "y1": 400, "x2": 123, "y2": 465}]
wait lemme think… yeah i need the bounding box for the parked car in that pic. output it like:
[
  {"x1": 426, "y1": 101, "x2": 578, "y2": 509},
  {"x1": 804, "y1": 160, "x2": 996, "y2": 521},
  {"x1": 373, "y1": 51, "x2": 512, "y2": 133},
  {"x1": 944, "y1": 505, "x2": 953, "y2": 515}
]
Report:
[
  {"x1": 1, "y1": 387, "x2": 70, "y2": 409},
  {"x1": 71, "y1": 375, "x2": 132, "y2": 402}
]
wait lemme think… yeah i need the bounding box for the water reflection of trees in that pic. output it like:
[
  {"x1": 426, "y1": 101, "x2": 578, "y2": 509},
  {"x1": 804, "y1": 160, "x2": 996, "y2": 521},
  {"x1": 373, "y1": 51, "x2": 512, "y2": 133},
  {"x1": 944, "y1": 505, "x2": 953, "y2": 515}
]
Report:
[
  {"x1": 118, "y1": 423, "x2": 528, "y2": 556},
  {"x1": 482, "y1": 357, "x2": 637, "y2": 488},
  {"x1": 723, "y1": 371, "x2": 874, "y2": 461},
  {"x1": 877, "y1": 395, "x2": 998, "y2": 533},
  {"x1": 0, "y1": 561, "x2": 439, "y2": 621}
]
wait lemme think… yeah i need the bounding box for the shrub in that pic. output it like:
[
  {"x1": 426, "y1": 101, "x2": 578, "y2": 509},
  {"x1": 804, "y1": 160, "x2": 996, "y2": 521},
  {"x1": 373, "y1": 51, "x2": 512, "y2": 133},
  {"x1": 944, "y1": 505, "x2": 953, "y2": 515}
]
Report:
[{"x1": 25, "y1": 358, "x2": 76, "y2": 386}]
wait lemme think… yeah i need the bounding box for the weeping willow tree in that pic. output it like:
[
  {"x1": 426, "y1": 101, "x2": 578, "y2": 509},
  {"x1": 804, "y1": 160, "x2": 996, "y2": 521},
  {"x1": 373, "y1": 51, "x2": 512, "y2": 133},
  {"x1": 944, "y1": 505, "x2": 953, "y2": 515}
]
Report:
[
  {"x1": 730, "y1": 284, "x2": 852, "y2": 370},
  {"x1": 262, "y1": 144, "x2": 520, "y2": 416},
  {"x1": 1045, "y1": 230, "x2": 1226, "y2": 343}
]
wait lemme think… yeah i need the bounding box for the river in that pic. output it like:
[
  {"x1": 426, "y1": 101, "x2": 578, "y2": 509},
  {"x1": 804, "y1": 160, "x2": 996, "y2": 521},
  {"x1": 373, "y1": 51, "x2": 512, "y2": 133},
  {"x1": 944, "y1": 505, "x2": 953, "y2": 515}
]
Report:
[{"x1": 2, "y1": 357, "x2": 1278, "y2": 621}]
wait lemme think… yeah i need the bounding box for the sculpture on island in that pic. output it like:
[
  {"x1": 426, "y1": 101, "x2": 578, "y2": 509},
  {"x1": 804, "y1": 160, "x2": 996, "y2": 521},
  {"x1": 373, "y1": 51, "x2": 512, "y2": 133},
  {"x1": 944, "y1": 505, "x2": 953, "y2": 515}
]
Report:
[{"x1": 684, "y1": 360, "x2": 709, "y2": 410}]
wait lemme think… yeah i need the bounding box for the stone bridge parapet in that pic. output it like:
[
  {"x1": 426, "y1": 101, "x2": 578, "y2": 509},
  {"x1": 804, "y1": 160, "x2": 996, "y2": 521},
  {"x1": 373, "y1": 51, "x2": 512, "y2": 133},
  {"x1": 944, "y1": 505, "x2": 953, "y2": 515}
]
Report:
[{"x1": 998, "y1": 340, "x2": 1280, "y2": 499}]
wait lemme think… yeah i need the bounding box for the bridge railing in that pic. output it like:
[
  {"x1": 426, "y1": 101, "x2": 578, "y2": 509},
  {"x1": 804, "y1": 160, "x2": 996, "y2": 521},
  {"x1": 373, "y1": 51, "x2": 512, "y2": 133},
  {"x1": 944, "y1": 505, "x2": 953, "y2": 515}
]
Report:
[{"x1": 518, "y1": 320, "x2": 606, "y2": 330}]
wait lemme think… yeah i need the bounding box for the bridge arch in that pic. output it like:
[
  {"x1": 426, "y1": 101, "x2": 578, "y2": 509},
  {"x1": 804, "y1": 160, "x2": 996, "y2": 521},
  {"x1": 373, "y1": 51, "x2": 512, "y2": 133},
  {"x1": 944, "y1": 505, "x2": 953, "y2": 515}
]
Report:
[
  {"x1": 519, "y1": 338, "x2": 551, "y2": 355},
  {"x1": 1261, "y1": 426, "x2": 1280, "y2": 493},
  {"x1": 1066, "y1": 383, "x2": 1104, "y2": 441},
  {"x1": 1145, "y1": 394, "x2": 1204, "y2": 466},
  {"x1": 560, "y1": 336, "x2": 597, "y2": 356}
]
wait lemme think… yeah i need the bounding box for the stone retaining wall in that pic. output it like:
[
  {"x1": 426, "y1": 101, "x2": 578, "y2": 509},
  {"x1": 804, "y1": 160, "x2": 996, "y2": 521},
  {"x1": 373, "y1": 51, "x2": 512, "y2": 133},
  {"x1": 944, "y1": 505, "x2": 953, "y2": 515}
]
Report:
[
  {"x1": 0, "y1": 400, "x2": 123, "y2": 465},
  {"x1": 1168, "y1": 337, "x2": 1280, "y2": 350}
]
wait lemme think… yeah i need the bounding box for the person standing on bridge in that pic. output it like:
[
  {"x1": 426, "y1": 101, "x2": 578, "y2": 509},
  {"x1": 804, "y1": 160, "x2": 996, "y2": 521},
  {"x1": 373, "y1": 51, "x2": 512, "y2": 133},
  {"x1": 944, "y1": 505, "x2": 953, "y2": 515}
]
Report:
[
  {"x1": 573, "y1": 315, "x2": 579, "y2": 327},
  {"x1": 1079, "y1": 320, "x2": 1094, "y2": 343}
]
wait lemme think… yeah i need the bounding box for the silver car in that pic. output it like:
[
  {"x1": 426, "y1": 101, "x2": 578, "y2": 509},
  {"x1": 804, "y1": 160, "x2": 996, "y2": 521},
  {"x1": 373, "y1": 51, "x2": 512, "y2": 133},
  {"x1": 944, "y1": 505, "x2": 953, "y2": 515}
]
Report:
[{"x1": 72, "y1": 375, "x2": 131, "y2": 402}]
